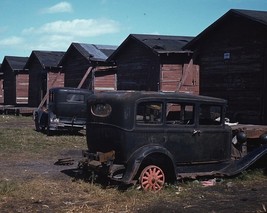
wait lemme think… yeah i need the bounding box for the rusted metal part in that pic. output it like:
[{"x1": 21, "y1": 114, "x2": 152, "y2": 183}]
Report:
[
  {"x1": 231, "y1": 124, "x2": 267, "y2": 139},
  {"x1": 54, "y1": 157, "x2": 74, "y2": 165},
  {"x1": 97, "y1": 150, "x2": 115, "y2": 163}
]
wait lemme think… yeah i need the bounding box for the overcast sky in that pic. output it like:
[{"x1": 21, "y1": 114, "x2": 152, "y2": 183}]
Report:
[{"x1": 0, "y1": 0, "x2": 267, "y2": 61}]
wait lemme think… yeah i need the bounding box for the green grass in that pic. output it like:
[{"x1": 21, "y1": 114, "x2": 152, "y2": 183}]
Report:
[{"x1": 0, "y1": 115, "x2": 87, "y2": 157}]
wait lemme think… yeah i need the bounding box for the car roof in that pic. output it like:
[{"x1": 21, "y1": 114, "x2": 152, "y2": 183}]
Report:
[{"x1": 91, "y1": 90, "x2": 227, "y2": 105}]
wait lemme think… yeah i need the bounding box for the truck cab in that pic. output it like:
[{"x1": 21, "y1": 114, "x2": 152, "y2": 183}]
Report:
[
  {"x1": 34, "y1": 87, "x2": 93, "y2": 135},
  {"x1": 81, "y1": 91, "x2": 267, "y2": 191}
]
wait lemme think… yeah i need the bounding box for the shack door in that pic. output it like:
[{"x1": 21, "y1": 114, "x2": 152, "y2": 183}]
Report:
[{"x1": 16, "y1": 73, "x2": 29, "y2": 104}]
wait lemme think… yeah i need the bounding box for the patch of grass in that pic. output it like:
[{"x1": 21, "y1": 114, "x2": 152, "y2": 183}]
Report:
[
  {"x1": 0, "y1": 180, "x2": 18, "y2": 196},
  {"x1": 0, "y1": 116, "x2": 86, "y2": 157}
]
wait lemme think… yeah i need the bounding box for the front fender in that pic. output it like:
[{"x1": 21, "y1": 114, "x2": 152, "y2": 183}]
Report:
[
  {"x1": 222, "y1": 144, "x2": 267, "y2": 176},
  {"x1": 119, "y1": 145, "x2": 176, "y2": 184}
]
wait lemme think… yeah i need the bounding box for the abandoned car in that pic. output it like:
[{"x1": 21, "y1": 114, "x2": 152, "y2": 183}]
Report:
[
  {"x1": 80, "y1": 91, "x2": 267, "y2": 191},
  {"x1": 34, "y1": 87, "x2": 93, "y2": 135}
]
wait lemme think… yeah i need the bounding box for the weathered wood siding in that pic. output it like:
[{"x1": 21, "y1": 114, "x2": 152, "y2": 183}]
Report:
[
  {"x1": 47, "y1": 72, "x2": 64, "y2": 88},
  {"x1": 28, "y1": 62, "x2": 63, "y2": 107},
  {"x1": 93, "y1": 67, "x2": 116, "y2": 91},
  {"x1": 0, "y1": 79, "x2": 3, "y2": 104},
  {"x1": 3, "y1": 68, "x2": 16, "y2": 105},
  {"x1": 116, "y1": 42, "x2": 161, "y2": 91},
  {"x1": 16, "y1": 74, "x2": 29, "y2": 104},
  {"x1": 195, "y1": 16, "x2": 267, "y2": 124},
  {"x1": 160, "y1": 63, "x2": 199, "y2": 94},
  {"x1": 62, "y1": 47, "x2": 91, "y2": 89}
]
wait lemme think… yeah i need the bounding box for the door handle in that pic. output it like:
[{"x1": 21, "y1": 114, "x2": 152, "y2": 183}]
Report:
[{"x1": 192, "y1": 129, "x2": 201, "y2": 135}]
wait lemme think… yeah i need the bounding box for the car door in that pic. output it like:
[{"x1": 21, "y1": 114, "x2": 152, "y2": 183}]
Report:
[
  {"x1": 194, "y1": 104, "x2": 231, "y2": 162},
  {"x1": 164, "y1": 101, "x2": 198, "y2": 163}
]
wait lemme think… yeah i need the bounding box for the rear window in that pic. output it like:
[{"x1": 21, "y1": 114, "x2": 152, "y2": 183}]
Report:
[{"x1": 66, "y1": 94, "x2": 85, "y2": 103}]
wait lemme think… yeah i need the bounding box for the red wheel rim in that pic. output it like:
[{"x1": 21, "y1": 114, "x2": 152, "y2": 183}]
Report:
[{"x1": 140, "y1": 165, "x2": 165, "y2": 191}]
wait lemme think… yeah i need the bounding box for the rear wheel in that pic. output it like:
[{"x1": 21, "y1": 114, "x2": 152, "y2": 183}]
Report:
[{"x1": 140, "y1": 165, "x2": 165, "y2": 191}]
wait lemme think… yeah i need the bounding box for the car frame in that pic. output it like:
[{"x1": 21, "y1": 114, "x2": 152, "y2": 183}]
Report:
[{"x1": 80, "y1": 91, "x2": 267, "y2": 191}]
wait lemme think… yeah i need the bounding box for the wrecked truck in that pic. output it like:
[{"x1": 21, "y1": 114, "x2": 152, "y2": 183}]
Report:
[
  {"x1": 34, "y1": 87, "x2": 93, "y2": 135},
  {"x1": 79, "y1": 91, "x2": 267, "y2": 191}
]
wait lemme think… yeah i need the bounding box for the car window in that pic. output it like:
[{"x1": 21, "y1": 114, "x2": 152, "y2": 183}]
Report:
[
  {"x1": 136, "y1": 102, "x2": 163, "y2": 124},
  {"x1": 166, "y1": 102, "x2": 194, "y2": 125},
  {"x1": 199, "y1": 104, "x2": 222, "y2": 125}
]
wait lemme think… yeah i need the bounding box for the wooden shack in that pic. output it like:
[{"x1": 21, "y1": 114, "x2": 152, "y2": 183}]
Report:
[
  {"x1": 0, "y1": 64, "x2": 3, "y2": 104},
  {"x1": 59, "y1": 43, "x2": 117, "y2": 90},
  {"x1": 25, "y1": 51, "x2": 65, "y2": 107},
  {"x1": 184, "y1": 9, "x2": 267, "y2": 124},
  {"x1": 107, "y1": 34, "x2": 199, "y2": 94},
  {"x1": 1, "y1": 56, "x2": 29, "y2": 106}
]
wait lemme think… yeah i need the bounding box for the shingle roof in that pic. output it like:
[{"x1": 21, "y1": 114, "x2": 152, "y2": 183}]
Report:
[
  {"x1": 234, "y1": 9, "x2": 267, "y2": 25},
  {"x1": 131, "y1": 34, "x2": 194, "y2": 53},
  {"x1": 3, "y1": 56, "x2": 29, "y2": 71},
  {"x1": 184, "y1": 9, "x2": 267, "y2": 50},
  {"x1": 108, "y1": 34, "x2": 194, "y2": 61},
  {"x1": 72, "y1": 43, "x2": 117, "y2": 61},
  {"x1": 24, "y1": 51, "x2": 65, "y2": 69}
]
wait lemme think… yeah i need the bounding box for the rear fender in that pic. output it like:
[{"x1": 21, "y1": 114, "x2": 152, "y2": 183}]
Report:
[{"x1": 119, "y1": 145, "x2": 176, "y2": 184}]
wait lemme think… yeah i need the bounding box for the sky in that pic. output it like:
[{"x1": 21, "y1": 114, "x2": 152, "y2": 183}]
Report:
[{"x1": 0, "y1": 0, "x2": 267, "y2": 62}]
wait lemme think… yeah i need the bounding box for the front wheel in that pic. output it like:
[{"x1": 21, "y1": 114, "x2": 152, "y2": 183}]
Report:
[{"x1": 139, "y1": 165, "x2": 165, "y2": 191}]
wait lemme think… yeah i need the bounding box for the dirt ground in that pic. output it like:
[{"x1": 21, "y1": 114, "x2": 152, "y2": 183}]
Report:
[{"x1": 0, "y1": 116, "x2": 267, "y2": 213}]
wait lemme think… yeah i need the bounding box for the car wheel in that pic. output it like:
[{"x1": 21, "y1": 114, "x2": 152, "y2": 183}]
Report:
[{"x1": 139, "y1": 165, "x2": 165, "y2": 191}]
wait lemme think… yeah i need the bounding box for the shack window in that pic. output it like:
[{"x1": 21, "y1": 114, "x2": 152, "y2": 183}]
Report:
[
  {"x1": 91, "y1": 103, "x2": 112, "y2": 117},
  {"x1": 136, "y1": 102, "x2": 162, "y2": 124},
  {"x1": 199, "y1": 104, "x2": 222, "y2": 125},
  {"x1": 166, "y1": 103, "x2": 194, "y2": 125},
  {"x1": 66, "y1": 94, "x2": 85, "y2": 103}
]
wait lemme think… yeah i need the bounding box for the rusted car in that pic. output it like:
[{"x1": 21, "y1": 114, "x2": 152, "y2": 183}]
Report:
[
  {"x1": 34, "y1": 87, "x2": 93, "y2": 135},
  {"x1": 80, "y1": 91, "x2": 267, "y2": 191}
]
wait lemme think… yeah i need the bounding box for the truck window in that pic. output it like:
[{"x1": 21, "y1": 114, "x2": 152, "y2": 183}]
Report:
[
  {"x1": 136, "y1": 102, "x2": 163, "y2": 124},
  {"x1": 66, "y1": 94, "x2": 85, "y2": 103},
  {"x1": 199, "y1": 104, "x2": 222, "y2": 125},
  {"x1": 166, "y1": 103, "x2": 194, "y2": 125}
]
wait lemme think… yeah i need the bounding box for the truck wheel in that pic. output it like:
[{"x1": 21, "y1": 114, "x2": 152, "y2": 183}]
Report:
[
  {"x1": 35, "y1": 119, "x2": 40, "y2": 132},
  {"x1": 139, "y1": 165, "x2": 165, "y2": 191}
]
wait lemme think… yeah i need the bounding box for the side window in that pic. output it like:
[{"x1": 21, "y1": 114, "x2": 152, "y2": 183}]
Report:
[
  {"x1": 136, "y1": 102, "x2": 163, "y2": 124},
  {"x1": 199, "y1": 104, "x2": 222, "y2": 125},
  {"x1": 166, "y1": 103, "x2": 194, "y2": 125},
  {"x1": 66, "y1": 94, "x2": 85, "y2": 103}
]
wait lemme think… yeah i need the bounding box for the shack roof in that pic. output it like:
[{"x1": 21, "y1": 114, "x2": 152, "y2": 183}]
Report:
[
  {"x1": 2, "y1": 56, "x2": 29, "y2": 71},
  {"x1": 59, "y1": 42, "x2": 117, "y2": 65},
  {"x1": 108, "y1": 34, "x2": 194, "y2": 61},
  {"x1": 184, "y1": 9, "x2": 267, "y2": 50},
  {"x1": 0, "y1": 64, "x2": 2, "y2": 79},
  {"x1": 24, "y1": 50, "x2": 65, "y2": 69}
]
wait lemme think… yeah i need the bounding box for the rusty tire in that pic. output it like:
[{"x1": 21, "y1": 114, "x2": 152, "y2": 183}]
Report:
[{"x1": 140, "y1": 165, "x2": 165, "y2": 191}]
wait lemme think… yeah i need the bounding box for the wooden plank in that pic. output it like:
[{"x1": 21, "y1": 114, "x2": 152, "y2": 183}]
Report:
[
  {"x1": 77, "y1": 67, "x2": 94, "y2": 89},
  {"x1": 231, "y1": 124, "x2": 267, "y2": 138},
  {"x1": 38, "y1": 71, "x2": 62, "y2": 109}
]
